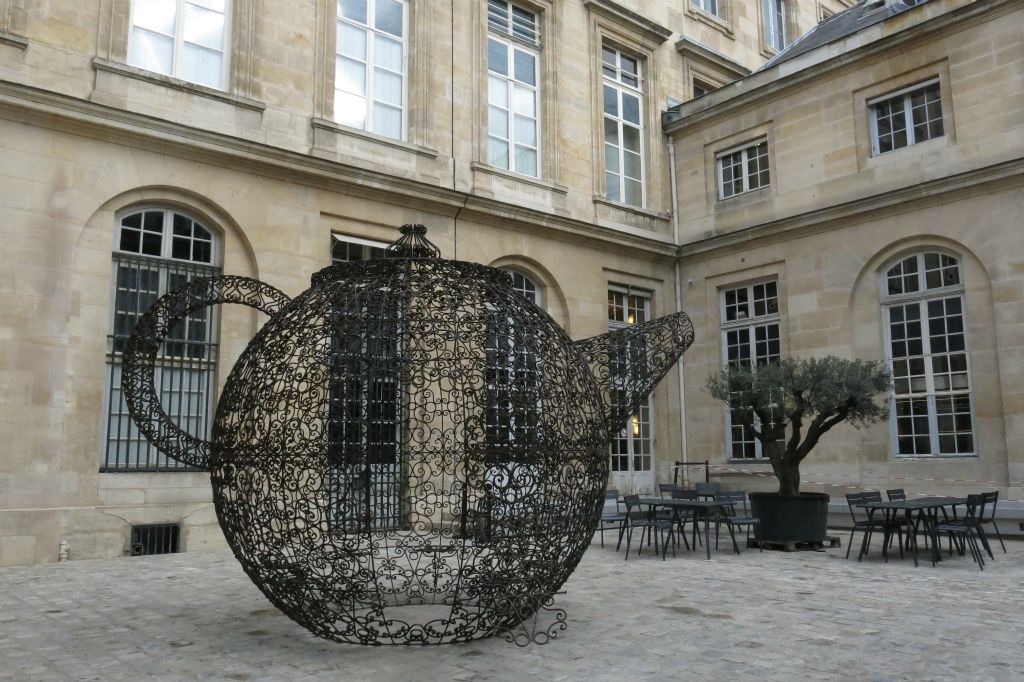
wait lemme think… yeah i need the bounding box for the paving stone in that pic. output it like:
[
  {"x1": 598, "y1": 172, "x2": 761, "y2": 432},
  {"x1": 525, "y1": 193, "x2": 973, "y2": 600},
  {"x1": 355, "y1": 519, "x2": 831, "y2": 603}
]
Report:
[{"x1": 0, "y1": 535, "x2": 1022, "y2": 680}]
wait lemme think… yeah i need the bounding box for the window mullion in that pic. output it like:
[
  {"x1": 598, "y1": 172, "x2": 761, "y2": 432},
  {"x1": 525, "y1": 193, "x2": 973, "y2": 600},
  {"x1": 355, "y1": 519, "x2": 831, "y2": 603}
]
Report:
[
  {"x1": 366, "y1": 29, "x2": 375, "y2": 133},
  {"x1": 173, "y1": 0, "x2": 186, "y2": 79},
  {"x1": 903, "y1": 92, "x2": 916, "y2": 146}
]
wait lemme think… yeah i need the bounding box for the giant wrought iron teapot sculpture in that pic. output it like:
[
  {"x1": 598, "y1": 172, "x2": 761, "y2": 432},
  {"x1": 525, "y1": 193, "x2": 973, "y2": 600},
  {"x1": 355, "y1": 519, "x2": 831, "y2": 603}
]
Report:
[{"x1": 122, "y1": 225, "x2": 693, "y2": 645}]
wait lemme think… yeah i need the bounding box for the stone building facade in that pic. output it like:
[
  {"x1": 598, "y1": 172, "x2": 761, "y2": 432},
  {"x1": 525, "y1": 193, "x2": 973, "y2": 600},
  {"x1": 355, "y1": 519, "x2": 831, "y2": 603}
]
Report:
[
  {"x1": 0, "y1": 0, "x2": 855, "y2": 565},
  {"x1": 665, "y1": 0, "x2": 1024, "y2": 506}
]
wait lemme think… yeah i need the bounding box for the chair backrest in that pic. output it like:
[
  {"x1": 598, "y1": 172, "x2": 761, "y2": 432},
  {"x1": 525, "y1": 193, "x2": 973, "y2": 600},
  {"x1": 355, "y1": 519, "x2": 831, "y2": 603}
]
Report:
[
  {"x1": 695, "y1": 482, "x2": 721, "y2": 496},
  {"x1": 605, "y1": 488, "x2": 621, "y2": 513},
  {"x1": 886, "y1": 489, "x2": 906, "y2": 501},
  {"x1": 979, "y1": 491, "x2": 999, "y2": 522},
  {"x1": 715, "y1": 491, "x2": 747, "y2": 517},
  {"x1": 962, "y1": 493, "x2": 987, "y2": 523},
  {"x1": 672, "y1": 489, "x2": 699, "y2": 500},
  {"x1": 659, "y1": 483, "x2": 681, "y2": 499},
  {"x1": 846, "y1": 491, "x2": 883, "y2": 523}
]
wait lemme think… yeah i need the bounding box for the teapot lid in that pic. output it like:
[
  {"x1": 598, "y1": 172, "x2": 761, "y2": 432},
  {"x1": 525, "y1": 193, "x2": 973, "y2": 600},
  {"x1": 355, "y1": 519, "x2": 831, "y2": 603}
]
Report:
[{"x1": 385, "y1": 224, "x2": 440, "y2": 259}]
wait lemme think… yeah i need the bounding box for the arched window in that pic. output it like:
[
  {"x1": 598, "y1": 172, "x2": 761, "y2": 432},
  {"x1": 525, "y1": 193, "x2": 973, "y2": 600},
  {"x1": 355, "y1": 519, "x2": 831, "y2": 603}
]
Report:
[
  {"x1": 881, "y1": 251, "x2": 974, "y2": 457},
  {"x1": 505, "y1": 268, "x2": 541, "y2": 307},
  {"x1": 102, "y1": 208, "x2": 221, "y2": 470}
]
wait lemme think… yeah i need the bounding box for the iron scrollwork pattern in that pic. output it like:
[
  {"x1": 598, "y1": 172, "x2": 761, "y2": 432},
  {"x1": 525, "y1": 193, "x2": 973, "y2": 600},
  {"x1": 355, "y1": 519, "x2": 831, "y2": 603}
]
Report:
[
  {"x1": 574, "y1": 312, "x2": 696, "y2": 436},
  {"x1": 122, "y1": 225, "x2": 694, "y2": 646},
  {"x1": 121, "y1": 276, "x2": 291, "y2": 470}
]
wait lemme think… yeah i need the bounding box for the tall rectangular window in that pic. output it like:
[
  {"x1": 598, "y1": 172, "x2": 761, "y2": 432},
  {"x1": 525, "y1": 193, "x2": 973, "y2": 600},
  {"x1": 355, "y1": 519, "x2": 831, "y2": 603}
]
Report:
[
  {"x1": 607, "y1": 287, "x2": 653, "y2": 476},
  {"x1": 717, "y1": 138, "x2": 769, "y2": 199},
  {"x1": 129, "y1": 0, "x2": 230, "y2": 90},
  {"x1": 328, "y1": 234, "x2": 403, "y2": 531},
  {"x1": 721, "y1": 281, "x2": 781, "y2": 460},
  {"x1": 869, "y1": 80, "x2": 944, "y2": 156},
  {"x1": 602, "y1": 46, "x2": 644, "y2": 207},
  {"x1": 103, "y1": 209, "x2": 219, "y2": 471},
  {"x1": 764, "y1": 0, "x2": 786, "y2": 51},
  {"x1": 487, "y1": 1, "x2": 540, "y2": 177},
  {"x1": 335, "y1": 0, "x2": 408, "y2": 140},
  {"x1": 883, "y1": 252, "x2": 974, "y2": 456}
]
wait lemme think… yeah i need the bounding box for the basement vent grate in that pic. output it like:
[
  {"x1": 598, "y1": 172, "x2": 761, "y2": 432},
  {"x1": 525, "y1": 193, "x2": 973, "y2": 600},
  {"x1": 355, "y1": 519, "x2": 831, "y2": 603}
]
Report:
[{"x1": 130, "y1": 524, "x2": 180, "y2": 556}]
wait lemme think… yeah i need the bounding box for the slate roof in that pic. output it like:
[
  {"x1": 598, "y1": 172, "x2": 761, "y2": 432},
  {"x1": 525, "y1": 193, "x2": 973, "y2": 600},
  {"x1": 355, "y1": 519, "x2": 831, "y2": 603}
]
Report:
[{"x1": 761, "y1": 0, "x2": 930, "y2": 70}]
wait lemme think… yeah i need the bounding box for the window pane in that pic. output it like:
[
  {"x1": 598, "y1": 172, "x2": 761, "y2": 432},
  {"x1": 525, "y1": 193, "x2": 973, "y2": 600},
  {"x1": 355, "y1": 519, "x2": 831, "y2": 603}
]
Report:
[
  {"x1": 337, "y1": 22, "x2": 367, "y2": 59},
  {"x1": 603, "y1": 85, "x2": 617, "y2": 116},
  {"x1": 372, "y1": 103, "x2": 402, "y2": 139},
  {"x1": 339, "y1": 0, "x2": 368, "y2": 24},
  {"x1": 488, "y1": 75, "x2": 508, "y2": 108},
  {"x1": 514, "y1": 145, "x2": 538, "y2": 177},
  {"x1": 375, "y1": 36, "x2": 403, "y2": 72},
  {"x1": 489, "y1": 138, "x2": 509, "y2": 169},
  {"x1": 488, "y1": 38, "x2": 508, "y2": 76},
  {"x1": 375, "y1": 0, "x2": 404, "y2": 37},
  {"x1": 621, "y1": 94, "x2": 640, "y2": 125},
  {"x1": 335, "y1": 90, "x2": 367, "y2": 128},
  {"x1": 623, "y1": 151, "x2": 641, "y2": 180},
  {"x1": 604, "y1": 118, "x2": 618, "y2": 146},
  {"x1": 513, "y1": 49, "x2": 536, "y2": 86},
  {"x1": 605, "y1": 171, "x2": 620, "y2": 201},
  {"x1": 183, "y1": 3, "x2": 225, "y2": 51},
  {"x1": 514, "y1": 115, "x2": 536, "y2": 146},
  {"x1": 337, "y1": 56, "x2": 367, "y2": 95},
  {"x1": 134, "y1": 0, "x2": 177, "y2": 34},
  {"x1": 622, "y1": 125, "x2": 640, "y2": 153},
  {"x1": 624, "y1": 179, "x2": 642, "y2": 206},
  {"x1": 181, "y1": 44, "x2": 223, "y2": 89},
  {"x1": 604, "y1": 143, "x2": 619, "y2": 173},
  {"x1": 130, "y1": 28, "x2": 173, "y2": 75},
  {"x1": 512, "y1": 85, "x2": 535, "y2": 117},
  {"x1": 374, "y1": 68, "x2": 402, "y2": 106},
  {"x1": 488, "y1": 106, "x2": 508, "y2": 138}
]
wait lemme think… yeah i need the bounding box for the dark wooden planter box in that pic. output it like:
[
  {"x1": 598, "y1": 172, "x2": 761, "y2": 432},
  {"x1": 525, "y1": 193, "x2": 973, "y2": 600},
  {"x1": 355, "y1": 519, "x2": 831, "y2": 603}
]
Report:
[{"x1": 749, "y1": 492, "x2": 830, "y2": 545}]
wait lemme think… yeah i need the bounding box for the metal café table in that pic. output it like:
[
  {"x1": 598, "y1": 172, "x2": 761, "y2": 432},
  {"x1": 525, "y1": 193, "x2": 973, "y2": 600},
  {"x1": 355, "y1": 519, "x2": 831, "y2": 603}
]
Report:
[
  {"x1": 636, "y1": 497, "x2": 733, "y2": 560},
  {"x1": 857, "y1": 497, "x2": 967, "y2": 567}
]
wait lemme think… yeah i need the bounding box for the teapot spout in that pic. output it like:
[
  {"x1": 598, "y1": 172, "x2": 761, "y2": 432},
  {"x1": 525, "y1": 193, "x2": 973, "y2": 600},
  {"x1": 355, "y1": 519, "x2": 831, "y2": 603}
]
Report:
[{"x1": 574, "y1": 311, "x2": 695, "y2": 434}]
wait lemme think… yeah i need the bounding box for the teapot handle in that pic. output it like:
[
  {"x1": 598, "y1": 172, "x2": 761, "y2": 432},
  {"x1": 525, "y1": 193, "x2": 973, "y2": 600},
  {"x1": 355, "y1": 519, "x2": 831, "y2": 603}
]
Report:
[{"x1": 121, "y1": 275, "x2": 291, "y2": 470}]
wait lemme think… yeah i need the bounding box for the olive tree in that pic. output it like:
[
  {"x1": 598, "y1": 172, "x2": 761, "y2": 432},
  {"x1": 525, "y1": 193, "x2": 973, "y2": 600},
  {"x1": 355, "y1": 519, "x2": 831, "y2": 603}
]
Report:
[{"x1": 706, "y1": 356, "x2": 892, "y2": 496}]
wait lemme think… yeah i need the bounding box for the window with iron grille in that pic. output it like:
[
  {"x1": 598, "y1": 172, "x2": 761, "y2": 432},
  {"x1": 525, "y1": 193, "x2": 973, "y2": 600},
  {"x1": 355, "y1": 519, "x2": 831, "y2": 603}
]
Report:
[
  {"x1": 881, "y1": 251, "x2": 974, "y2": 457},
  {"x1": 721, "y1": 280, "x2": 781, "y2": 460},
  {"x1": 487, "y1": 0, "x2": 541, "y2": 177},
  {"x1": 607, "y1": 287, "x2": 653, "y2": 475},
  {"x1": 328, "y1": 234, "x2": 404, "y2": 531},
  {"x1": 102, "y1": 208, "x2": 220, "y2": 471},
  {"x1": 602, "y1": 46, "x2": 645, "y2": 207},
  {"x1": 130, "y1": 523, "x2": 181, "y2": 555},
  {"x1": 869, "y1": 80, "x2": 944, "y2": 156},
  {"x1": 717, "y1": 138, "x2": 769, "y2": 199}
]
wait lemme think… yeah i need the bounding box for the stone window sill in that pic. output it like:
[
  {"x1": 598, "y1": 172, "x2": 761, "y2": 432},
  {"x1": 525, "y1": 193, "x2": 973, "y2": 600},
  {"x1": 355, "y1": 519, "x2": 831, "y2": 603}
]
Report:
[
  {"x1": 0, "y1": 30, "x2": 27, "y2": 49},
  {"x1": 311, "y1": 118, "x2": 439, "y2": 159},
  {"x1": 593, "y1": 195, "x2": 670, "y2": 221},
  {"x1": 472, "y1": 162, "x2": 568, "y2": 195},
  {"x1": 92, "y1": 58, "x2": 266, "y2": 112}
]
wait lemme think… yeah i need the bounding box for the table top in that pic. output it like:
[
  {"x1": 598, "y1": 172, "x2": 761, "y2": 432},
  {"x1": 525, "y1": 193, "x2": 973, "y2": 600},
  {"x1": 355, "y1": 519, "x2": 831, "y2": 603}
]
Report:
[
  {"x1": 858, "y1": 496, "x2": 968, "y2": 510},
  {"x1": 635, "y1": 497, "x2": 732, "y2": 509}
]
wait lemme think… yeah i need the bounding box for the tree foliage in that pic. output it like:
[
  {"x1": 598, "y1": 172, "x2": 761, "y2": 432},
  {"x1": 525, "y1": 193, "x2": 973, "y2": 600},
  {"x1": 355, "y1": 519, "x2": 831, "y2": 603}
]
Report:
[{"x1": 706, "y1": 356, "x2": 892, "y2": 495}]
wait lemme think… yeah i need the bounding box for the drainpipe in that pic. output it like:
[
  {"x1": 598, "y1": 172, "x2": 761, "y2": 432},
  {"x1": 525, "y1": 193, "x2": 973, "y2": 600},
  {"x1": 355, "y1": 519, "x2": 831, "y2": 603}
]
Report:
[{"x1": 668, "y1": 139, "x2": 689, "y2": 486}]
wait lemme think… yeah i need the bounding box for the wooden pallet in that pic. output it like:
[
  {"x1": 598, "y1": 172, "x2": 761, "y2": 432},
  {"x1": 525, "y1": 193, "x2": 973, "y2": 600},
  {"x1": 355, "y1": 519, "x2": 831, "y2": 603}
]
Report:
[{"x1": 746, "y1": 535, "x2": 842, "y2": 552}]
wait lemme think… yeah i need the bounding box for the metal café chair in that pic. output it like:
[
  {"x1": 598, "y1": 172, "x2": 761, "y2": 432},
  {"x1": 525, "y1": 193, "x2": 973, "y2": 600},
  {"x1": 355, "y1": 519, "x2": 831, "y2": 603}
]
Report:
[
  {"x1": 934, "y1": 493, "x2": 989, "y2": 570},
  {"x1": 695, "y1": 481, "x2": 721, "y2": 498},
  {"x1": 595, "y1": 488, "x2": 626, "y2": 549},
  {"x1": 845, "y1": 491, "x2": 886, "y2": 560},
  {"x1": 714, "y1": 491, "x2": 761, "y2": 554},
  {"x1": 977, "y1": 491, "x2": 1007, "y2": 554},
  {"x1": 621, "y1": 495, "x2": 677, "y2": 561}
]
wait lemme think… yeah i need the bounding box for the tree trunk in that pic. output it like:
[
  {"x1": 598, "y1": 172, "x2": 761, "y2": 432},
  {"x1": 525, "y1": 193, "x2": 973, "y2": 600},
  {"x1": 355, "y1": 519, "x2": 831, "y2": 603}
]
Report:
[{"x1": 774, "y1": 458, "x2": 801, "y2": 496}]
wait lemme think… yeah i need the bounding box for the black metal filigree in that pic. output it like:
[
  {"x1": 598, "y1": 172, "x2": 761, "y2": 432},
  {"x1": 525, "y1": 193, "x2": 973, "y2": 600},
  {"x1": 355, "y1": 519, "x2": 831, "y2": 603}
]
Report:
[{"x1": 122, "y1": 224, "x2": 693, "y2": 645}]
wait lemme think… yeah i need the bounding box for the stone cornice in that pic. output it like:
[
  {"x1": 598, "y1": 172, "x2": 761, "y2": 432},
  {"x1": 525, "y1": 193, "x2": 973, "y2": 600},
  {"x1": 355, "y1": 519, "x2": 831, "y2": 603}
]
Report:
[
  {"x1": 582, "y1": 0, "x2": 673, "y2": 44},
  {"x1": 673, "y1": 38, "x2": 749, "y2": 82},
  {"x1": 676, "y1": 158, "x2": 1024, "y2": 261},
  {"x1": 663, "y1": 0, "x2": 1018, "y2": 134},
  {"x1": 0, "y1": 30, "x2": 27, "y2": 50},
  {"x1": 0, "y1": 78, "x2": 677, "y2": 258}
]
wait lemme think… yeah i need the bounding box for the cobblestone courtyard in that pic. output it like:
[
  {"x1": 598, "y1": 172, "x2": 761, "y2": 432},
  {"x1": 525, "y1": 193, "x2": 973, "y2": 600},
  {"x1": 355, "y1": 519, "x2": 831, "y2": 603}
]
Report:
[{"x1": 2, "y1": 535, "x2": 1022, "y2": 681}]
